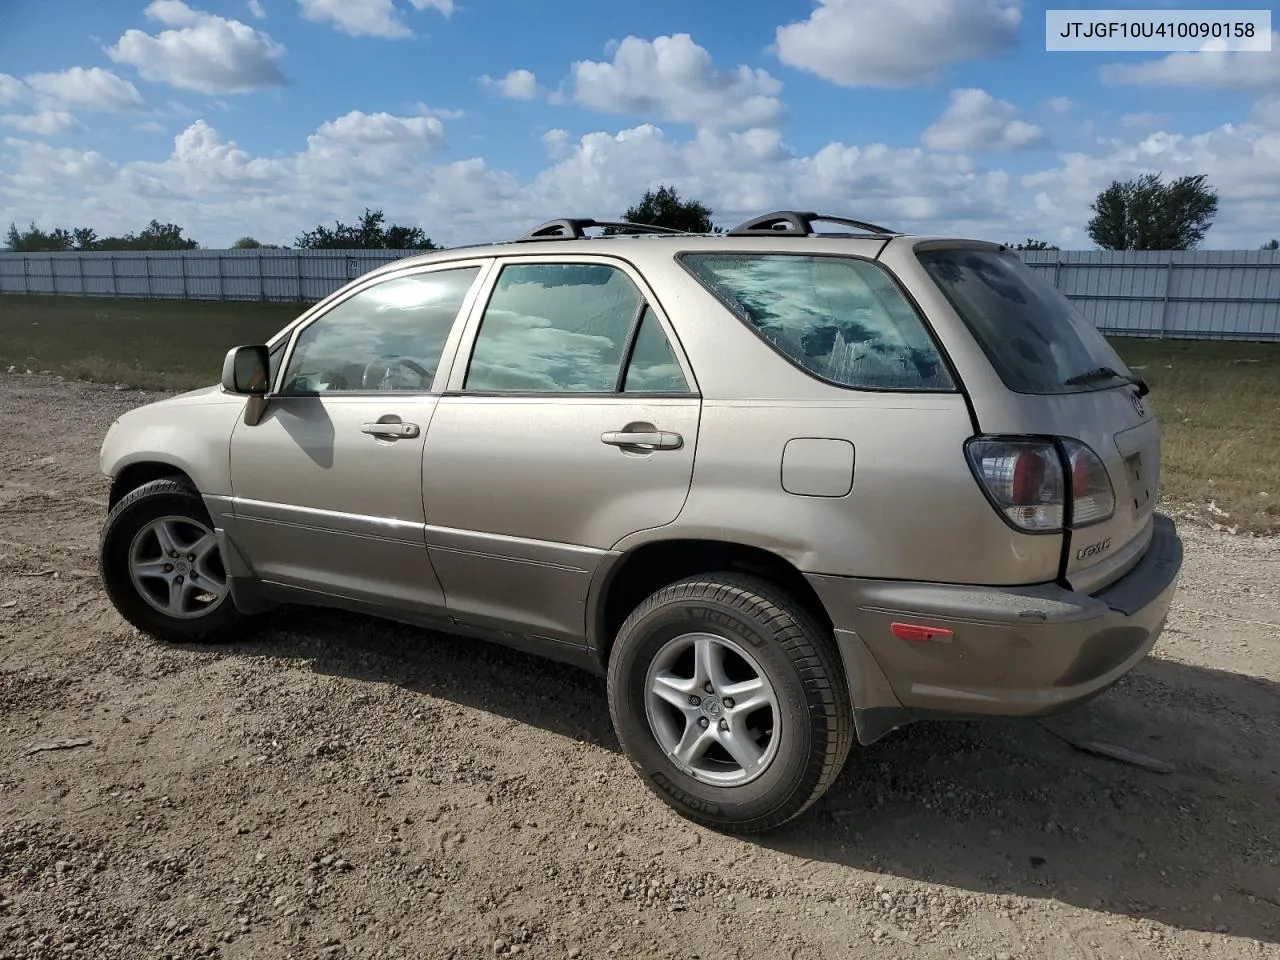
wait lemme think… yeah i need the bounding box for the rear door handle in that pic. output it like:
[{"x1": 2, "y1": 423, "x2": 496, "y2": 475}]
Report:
[
  {"x1": 362, "y1": 421, "x2": 420, "y2": 439},
  {"x1": 601, "y1": 430, "x2": 683, "y2": 450}
]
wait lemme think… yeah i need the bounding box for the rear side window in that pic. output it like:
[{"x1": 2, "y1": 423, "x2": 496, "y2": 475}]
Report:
[
  {"x1": 623, "y1": 306, "x2": 690, "y2": 394},
  {"x1": 917, "y1": 248, "x2": 1133, "y2": 395},
  {"x1": 680, "y1": 254, "x2": 954, "y2": 391}
]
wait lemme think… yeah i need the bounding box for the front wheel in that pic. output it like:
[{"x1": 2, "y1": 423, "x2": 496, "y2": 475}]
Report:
[
  {"x1": 99, "y1": 478, "x2": 257, "y2": 644},
  {"x1": 606, "y1": 573, "x2": 854, "y2": 833}
]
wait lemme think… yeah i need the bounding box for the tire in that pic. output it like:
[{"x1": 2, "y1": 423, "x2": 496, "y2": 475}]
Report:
[
  {"x1": 606, "y1": 572, "x2": 854, "y2": 833},
  {"x1": 99, "y1": 478, "x2": 257, "y2": 644}
]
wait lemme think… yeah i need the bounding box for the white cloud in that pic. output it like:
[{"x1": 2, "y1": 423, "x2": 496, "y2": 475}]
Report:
[
  {"x1": 775, "y1": 0, "x2": 1022, "y2": 88},
  {"x1": 1100, "y1": 33, "x2": 1280, "y2": 92},
  {"x1": 1021, "y1": 121, "x2": 1280, "y2": 246},
  {"x1": 542, "y1": 128, "x2": 571, "y2": 159},
  {"x1": 24, "y1": 67, "x2": 144, "y2": 112},
  {"x1": 1045, "y1": 96, "x2": 1074, "y2": 113},
  {"x1": 297, "y1": 0, "x2": 405, "y2": 38},
  {"x1": 923, "y1": 88, "x2": 1044, "y2": 151},
  {"x1": 407, "y1": 0, "x2": 453, "y2": 14},
  {"x1": 570, "y1": 34, "x2": 785, "y2": 128},
  {"x1": 481, "y1": 69, "x2": 541, "y2": 101},
  {"x1": 4, "y1": 106, "x2": 1278, "y2": 253},
  {"x1": 248, "y1": 0, "x2": 266, "y2": 17},
  {"x1": 1119, "y1": 112, "x2": 1169, "y2": 129},
  {"x1": 414, "y1": 102, "x2": 466, "y2": 119},
  {"x1": 107, "y1": 1, "x2": 287, "y2": 94},
  {"x1": 309, "y1": 110, "x2": 445, "y2": 157},
  {"x1": 0, "y1": 75, "x2": 25, "y2": 105},
  {"x1": 146, "y1": 0, "x2": 203, "y2": 25},
  {"x1": 296, "y1": 0, "x2": 444, "y2": 38},
  {"x1": 1254, "y1": 96, "x2": 1280, "y2": 129},
  {"x1": 0, "y1": 111, "x2": 78, "y2": 136}
]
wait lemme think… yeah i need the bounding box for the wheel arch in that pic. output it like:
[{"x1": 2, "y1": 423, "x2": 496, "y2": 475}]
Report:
[
  {"x1": 589, "y1": 538, "x2": 835, "y2": 669},
  {"x1": 108, "y1": 461, "x2": 198, "y2": 510}
]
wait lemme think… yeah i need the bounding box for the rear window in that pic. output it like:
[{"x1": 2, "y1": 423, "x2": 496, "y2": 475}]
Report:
[
  {"x1": 679, "y1": 253, "x2": 955, "y2": 392},
  {"x1": 917, "y1": 247, "x2": 1133, "y2": 395}
]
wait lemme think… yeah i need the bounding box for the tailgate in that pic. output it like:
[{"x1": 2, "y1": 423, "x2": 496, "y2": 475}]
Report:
[
  {"x1": 912, "y1": 245, "x2": 1163, "y2": 593},
  {"x1": 974, "y1": 385, "x2": 1162, "y2": 592}
]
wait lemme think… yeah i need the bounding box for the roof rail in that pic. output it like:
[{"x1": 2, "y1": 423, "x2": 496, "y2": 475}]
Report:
[
  {"x1": 726, "y1": 211, "x2": 899, "y2": 238},
  {"x1": 516, "y1": 218, "x2": 696, "y2": 242}
]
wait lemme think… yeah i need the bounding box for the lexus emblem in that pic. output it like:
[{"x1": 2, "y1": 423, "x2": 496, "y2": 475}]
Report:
[{"x1": 1131, "y1": 392, "x2": 1146, "y2": 417}]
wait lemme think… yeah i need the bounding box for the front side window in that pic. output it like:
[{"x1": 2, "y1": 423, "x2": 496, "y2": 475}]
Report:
[
  {"x1": 465, "y1": 262, "x2": 645, "y2": 393},
  {"x1": 267, "y1": 339, "x2": 286, "y2": 388},
  {"x1": 281, "y1": 266, "x2": 480, "y2": 394},
  {"x1": 680, "y1": 253, "x2": 955, "y2": 391}
]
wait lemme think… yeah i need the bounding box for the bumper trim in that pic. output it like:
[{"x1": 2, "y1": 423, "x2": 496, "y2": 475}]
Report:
[
  {"x1": 807, "y1": 512, "x2": 1183, "y2": 734},
  {"x1": 1093, "y1": 513, "x2": 1182, "y2": 616}
]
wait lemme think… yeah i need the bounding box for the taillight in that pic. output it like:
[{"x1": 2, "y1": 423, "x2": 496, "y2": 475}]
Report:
[
  {"x1": 965, "y1": 439, "x2": 1064, "y2": 532},
  {"x1": 1063, "y1": 438, "x2": 1115, "y2": 526},
  {"x1": 966, "y1": 436, "x2": 1116, "y2": 533}
]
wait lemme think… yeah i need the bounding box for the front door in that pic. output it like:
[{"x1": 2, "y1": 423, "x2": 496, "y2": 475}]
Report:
[
  {"x1": 421, "y1": 256, "x2": 702, "y2": 645},
  {"x1": 228, "y1": 261, "x2": 488, "y2": 615}
]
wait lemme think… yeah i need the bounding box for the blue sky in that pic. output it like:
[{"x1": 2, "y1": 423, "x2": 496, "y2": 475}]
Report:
[{"x1": 0, "y1": 0, "x2": 1277, "y2": 248}]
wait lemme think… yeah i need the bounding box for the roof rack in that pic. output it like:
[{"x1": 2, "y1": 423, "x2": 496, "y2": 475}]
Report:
[
  {"x1": 726, "y1": 211, "x2": 899, "y2": 238},
  {"x1": 516, "y1": 218, "x2": 696, "y2": 242}
]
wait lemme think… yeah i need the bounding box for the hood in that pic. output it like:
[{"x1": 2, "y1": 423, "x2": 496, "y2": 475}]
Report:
[{"x1": 160, "y1": 384, "x2": 230, "y2": 406}]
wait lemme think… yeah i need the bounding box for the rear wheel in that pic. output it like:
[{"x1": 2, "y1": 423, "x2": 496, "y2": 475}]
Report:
[
  {"x1": 99, "y1": 478, "x2": 257, "y2": 644},
  {"x1": 607, "y1": 573, "x2": 853, "y2": 833}
]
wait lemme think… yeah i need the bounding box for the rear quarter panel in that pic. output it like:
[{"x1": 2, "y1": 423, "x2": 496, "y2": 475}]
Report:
[
  {"x1": 622, "y1": 395, "x2": 1063, "y2": 584},
  {"x1": 621, "y1": 243, "x2": 1064, "y2": 585}
]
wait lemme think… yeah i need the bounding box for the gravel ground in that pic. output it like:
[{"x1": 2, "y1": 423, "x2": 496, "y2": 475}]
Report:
[{"x1": 1, "y1": 373, "x2": 1278, "y2": 960}]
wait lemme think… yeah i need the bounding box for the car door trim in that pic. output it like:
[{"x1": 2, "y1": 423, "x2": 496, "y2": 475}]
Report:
[
  {"x1": 423, "y1": 524, "x2": 606, "y2": 572},
  {"x1": 231, "y1": 496, "x2": 426, "y2": 545}
]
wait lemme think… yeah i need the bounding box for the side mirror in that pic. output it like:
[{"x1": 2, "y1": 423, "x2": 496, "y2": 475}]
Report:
[{"x1": 221, "y1": 345, "x2": 270, "y2": 395}]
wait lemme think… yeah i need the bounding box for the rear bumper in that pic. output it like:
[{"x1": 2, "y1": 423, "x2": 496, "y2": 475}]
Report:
[{"x1": 806, "y1": 513, "x2": 1183, "y2": 745}]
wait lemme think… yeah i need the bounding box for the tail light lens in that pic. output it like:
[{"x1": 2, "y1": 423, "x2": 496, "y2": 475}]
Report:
[
  {"x1": 965, "y1": 439, "x2": 1064, "y2": 532},
  {"x1": 1063, "y1": 438, "x2": 1115, "y2": 526}
]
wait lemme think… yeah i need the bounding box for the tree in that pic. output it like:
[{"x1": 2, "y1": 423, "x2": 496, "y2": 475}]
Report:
[
  {"x1": 1086, "y1": 172, "x2": 1219, "y2": 250},
  {"x1": 132, "y1": 219, "x2": 199, "y2": 250},
  {"x1": 295, "y1": 207, "x2": 437, "y2": 250},
  {"x1": 4, "y1": 218, "x2": 200, "y2": 251},
  {"x1": 1261, "y1": 238, "x2": 1279, "y2": 250},
  {"x1": 605, "y1": 185, "x2": 714, "y2": 234},
  {"x1": 6, "y1": 221, "x2": 74, "y2": 251},
  {"x1": 1009, "y1": 238, "x2": 1059, "y2": 250},
  {"x1": 231, "y1": 236, "x2": 282, "y2": 249}
]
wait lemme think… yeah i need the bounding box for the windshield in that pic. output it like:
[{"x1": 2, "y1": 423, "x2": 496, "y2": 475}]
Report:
[{"x1": 917, "y1": 247, "x2": 1133, "y2": 395}]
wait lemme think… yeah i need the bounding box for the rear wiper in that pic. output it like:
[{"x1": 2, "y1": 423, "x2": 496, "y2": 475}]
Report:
[{"x1": 1063, "y1": 366, "x2": 1149, "y2": 396}]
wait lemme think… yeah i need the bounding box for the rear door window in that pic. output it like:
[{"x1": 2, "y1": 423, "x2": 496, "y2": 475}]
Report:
[
  {"x1": 463, "y1": 261, "x2": 692, "y2": 395},
  {"x1": 679, "y1": 253, "x2": 954, "y2": 391},
  {"x1": 917, "y1": 247, "x2": 1134, "y2": 395}
]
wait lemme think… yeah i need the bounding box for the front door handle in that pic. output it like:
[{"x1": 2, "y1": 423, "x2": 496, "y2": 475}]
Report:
[
  {"x1": 601, "y1": 430, "x2": 683, "y2": 450},
  {"x1": 362, "y1": 420, "x2": 420, "y2": 439}
]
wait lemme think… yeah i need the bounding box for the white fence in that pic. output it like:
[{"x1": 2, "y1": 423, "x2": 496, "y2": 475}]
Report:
[{"x1": 2, "y1": 247, "x2": 1280, "y2": 341}]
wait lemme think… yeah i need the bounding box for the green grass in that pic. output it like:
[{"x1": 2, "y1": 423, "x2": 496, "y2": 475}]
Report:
[
  {"x1": 1112, "y1": 337, "x2": 1280, "y2": 537},
  {"x1": 2, "y1": 295, "x2": 1278, "y2": 535},
  {"x1": 0, "y1": 294, "x2": 302, "y2": 391}
]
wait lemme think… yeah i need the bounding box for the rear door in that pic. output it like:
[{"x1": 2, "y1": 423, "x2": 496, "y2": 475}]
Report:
[
  {"x1": 909, "y1": 244, "x2": 1160, "y2": 592},
  {"x1": 420, "y1": 255, "x2": 701, "y2": 644}
]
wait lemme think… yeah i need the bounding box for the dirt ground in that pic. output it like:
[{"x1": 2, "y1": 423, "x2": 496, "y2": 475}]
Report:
[{"x1": 1, "y1": 373, "x2": 1277, "y2": 960}]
